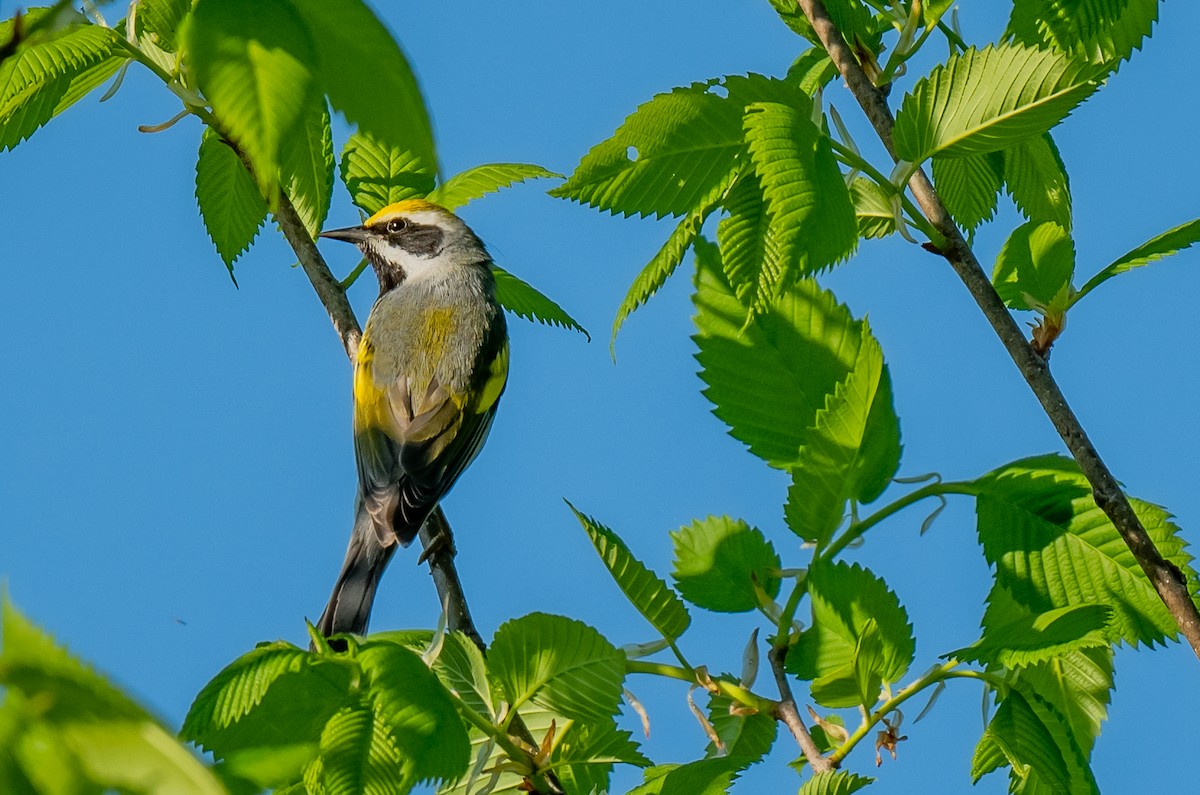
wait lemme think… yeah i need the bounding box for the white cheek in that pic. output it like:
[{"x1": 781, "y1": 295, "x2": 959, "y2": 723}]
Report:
[{"x1": 383, "y1": 241, "x2": 438, "y2": 279}]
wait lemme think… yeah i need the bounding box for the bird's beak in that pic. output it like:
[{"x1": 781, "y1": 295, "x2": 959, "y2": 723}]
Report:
[{"x1": 319, "y1": 225, "x2": 370, "y2": 244}]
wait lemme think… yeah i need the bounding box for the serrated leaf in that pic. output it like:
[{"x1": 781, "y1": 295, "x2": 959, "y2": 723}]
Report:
[
  {"x1": 429, "y1": 632, "x2": 494, "y2": 721},
  {"x1": 137, "y1": 0, "x2": 192, "y2": 52},
  {"x1": 489, "y1": 613, "x2": 624, "y2": 722},
  {"x1": 931, "y1": 151, "x2": 1003, "y2": 235},
  {"x1": 671, "y1": 515, "x2": 781, "y2": 612},
  {"x1": 791, "y1": 560, "x2": 915, "y2": 707},
  {"x1": 280, "y1": 93, "x2": 334, "y2": 237},
  {"x1": 716, "y1": 173, "x2": 779, "y2": 305},
  {"x1": 356, "y1": 640, "x2": 471, "y2": 785},
  {"x1": 290, "y1": 0, "x2": 435, "y2": 176},
  {"x1": 437, "y1": 700, "x2": 559, "y2": 795},
  {"x1": 852, "y1": 619, "x2": 884, "y2": 708},
  {"x1": 952, "y1": 604, "x2": 1111, "y2": 668},
  {"x1": 186, "y1": 0, "x2": 316, "y2": 202},
  {"x1": 569, "y1": 504, "x2": 691, "y2": 641},
  {"x1": 552, "y1": 73, "x2": 809, "y2": 218},
  {"x1": 797, "y1": 770, "x2": 875, "y2": 795},
  {"x1": 339, "y1": 129, "x2": 434, "y2": 216},
  {"x1": 553, "y1": 719, "x2": 652, "y2": 795},
  {"x1": 992, "y1": 220, "x2": 1076, "y2": 314},
  {"x1": 974, "y1": 454, "x2": 1198, "y2": 647},
  {"x1": 1006, "y1": 0, "x2": 1158, "y2": 68},
  {"x1": 1073, "y1": 217, "x2": 1200, "y2": 304},
  {"x1": 427, "y1": 163, "x2": 559, "y2": 211},
  {"x1": 893, "y1": 44, "x2": 1101, "y2": 163},
  {"x1": 786, "y1": 47, "x2": 838, "y2": 96},
  {"x1": 849, "y1": 177, "x2": 897, "y2": 239},
  {"x1": 627, "y1": 757, "x2": 749, "y2": 795},
  {"x1": 613, "y1": 171, "x2": 732, "y2": 343},
  {"x1": 742, "y1": 101, "x2": 857, "y2": 305},
  {"x1": 704, "y1": 691, "x2": 777, "y2": 762},
  {"x1": 0, "y1": 20, "x2": 122, "y2": 151},
  {"x1": 196, "y1": 127, "x2": 269, "y2": 272},
  {"x1": 784, "y1": 321, "x2": 902, "y2": 546},
  {"x1": 492, "y1": 265, "x2": 588, "y2": 337},
  {"x1": 314, "y1": 700, "x2": 408, "y2": 795},
  {"x1": 692, "y1": 249, "x2": 868, "y2": 469},
  {"x1": 1002, "y1": 133, "x2": 1072, "y2": 230},
  {"x1": 972, "y1": 690, "x2": 1070, "y2": 790}
]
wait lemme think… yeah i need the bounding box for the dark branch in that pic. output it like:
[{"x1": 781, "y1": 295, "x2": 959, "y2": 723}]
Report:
[{"x1": 769, "y1": 646, "x2": 835, "y2": 774}]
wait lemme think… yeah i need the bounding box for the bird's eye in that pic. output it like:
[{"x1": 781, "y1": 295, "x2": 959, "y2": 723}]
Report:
[{"x1": 385, "y1": 218, "x2": 408, "y2": 234}]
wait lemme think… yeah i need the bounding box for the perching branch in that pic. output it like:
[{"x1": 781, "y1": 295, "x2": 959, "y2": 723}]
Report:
[
  {"x1": 768, "y1": 645, "x2": 835, "y2": 774},
  {"x1": 794, "y1": 0, "x2": 1200, "y2": 659}
]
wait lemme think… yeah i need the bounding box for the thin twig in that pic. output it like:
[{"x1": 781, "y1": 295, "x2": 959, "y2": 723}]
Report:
[
  {"x1": 768, "y1": 646, "x2": 835, "y2": 773},
  {"x1": 795, "y1": 0, "x2": 1200, "y2": 658}
]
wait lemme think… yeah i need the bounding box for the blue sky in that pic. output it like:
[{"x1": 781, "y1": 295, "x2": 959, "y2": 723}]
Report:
[{"x1": 2, "y1": 1, "x2": 1199, "y2": 792}]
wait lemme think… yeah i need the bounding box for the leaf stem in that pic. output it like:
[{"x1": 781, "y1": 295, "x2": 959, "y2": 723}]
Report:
[
  {"x1": 625, "y1": 660, "x2": 773, "y2": 713},
  {"x1": 820, "y1": 480, "x2": 979, "y2": 562}
]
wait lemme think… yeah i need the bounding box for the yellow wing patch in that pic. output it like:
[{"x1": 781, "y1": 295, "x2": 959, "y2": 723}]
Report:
[
  {"x1": 366, "y1": 199, "x2": 449, "y2": 225},
  {"x1": 352, "y1": 337, "x2": 391, "y2": 432},
  {"x1": 472, "y1": 338, "x2": 509, "y2": 414}
]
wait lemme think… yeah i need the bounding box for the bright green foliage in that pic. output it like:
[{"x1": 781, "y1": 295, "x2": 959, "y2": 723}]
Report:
[
  {"x1": 551, "y1": 721, "x2": 653, "y2": 795},
  {"x1": 185, "y1": 0, "x2": 315, "y2": 203},
  {"x1": 570, "y1": 504, "x2": 692, "y2": 641},
  {"x1": 1002, "y1": 133, "x2": 1073, "y2": 230},
  {"x1": 742, "y1": 101, "x2": 858, "y2": 305},
  {"x1": 488, "y1": 612, "x2": 625, "y2": 722},
  {"x1": 627, "y1": 758, "x2": 748, "y2": 795},
  {"x1": 992, "y1": 221, "x2": 1076, "y2": 315},
  {"x1": 785, "y1": 47, "x2": 838, "y2": 95},
  {"x1": 491, "y1": 265, "x2": 588, "y2": 337},
  {"x1": 951, "y1": 604, "x2": 1111, "y2": 668},
  {"x1": 717, "y1": 176, "x2": 779, "y2": 305},
  {"x1": 693, "y1": 248, "x2": 865, "y2": 468},
  {"x1": 552, "y1": 73, "x2": 809, "y2": 219},
  {"x1": 0, "y1": 598, "x2": 226, "y2": 795},
  {"x1": 136, "y1": 0, "x2": 192, "y2": 53},
  {"x1": 767, "y1": 0, "x2": 882, "y2": 56},
  {"x1": 280, "y1": 94, "x2": 334, "y2": 236},
  {"x1": 797, "y1": 770, "x2": 875, "y2": 795},
  {"x1": 1073, "y1": 217, "x2": 1200, "y2": 304},
  {"x1": 784, "y1": 320, "x2": 902, "y2": 546},
  {"x1": 195, "y1": 128, "x2": 269, "y2": 272},
  {"x1": 288, "y1": 0, "x2": 435, "y2": 176},
  {"x1": 670, "y1": 515, "x2": 781, "y2": 612},
  {"x1": 613, "y1": 173, "x2": 733, "y2": 342},
  {"x1": 704, "y1": 691, "x2": 777, "y2": 762},
  {"x1": 1007, "y1": 0, "x2": 1159, "y2": 68},
  {"x1": 427, "y1": 163, "x2": 560, "y2": 211},
  {"x1": 0, "y1": 15, "x2": 123, "y2": 151},
  {"x1": 849, "y1": 177, "x2": 897, "y2": 239},
  {"x1": 971, "y1": 689, "x2": 1095, "y2": 793},
  {"x1": 974, "y1": 454, "x2": 1197, "y2": 647},
  {"x1": 308, "y1": 700, "x2": 406, "y2": 795},
  {"x1": 893, "y1": 44, "x2": 1101, "y2": 164},
  {"x1": 339, "y1": 129, "x2": 434, "y2": 215},
  {"x1": 790, "y1": 560, "x2": 915, "y2": 708},
  {"x1": 931, "y1": 152, "x2": 1003, "y2": 235}
]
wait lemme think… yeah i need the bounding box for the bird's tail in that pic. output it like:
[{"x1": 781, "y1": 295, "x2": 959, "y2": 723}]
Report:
[{"x1": 317, "y1": 504, "x2": 398, "y2": 637}]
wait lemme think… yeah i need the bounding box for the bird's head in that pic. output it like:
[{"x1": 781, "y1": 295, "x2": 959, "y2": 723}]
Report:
[{"x1": 320, "y1": 200, "x2": 488, "y2": 292}]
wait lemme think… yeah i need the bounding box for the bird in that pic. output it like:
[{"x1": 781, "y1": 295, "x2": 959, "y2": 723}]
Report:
[{"x1": 315, "y1": 199, "x2": 509, "y2": 637}]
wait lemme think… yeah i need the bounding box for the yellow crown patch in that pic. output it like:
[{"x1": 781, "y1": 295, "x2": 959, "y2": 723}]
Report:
[{"x1": 366, "y1": 199, "x2": 449, "y2": 225}]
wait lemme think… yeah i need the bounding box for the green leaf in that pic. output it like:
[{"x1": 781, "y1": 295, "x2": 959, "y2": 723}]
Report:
[
  {"x1": 1002, "y1": 133, "x2": 1072, "y2": 231},
  {"x1": 612, "y1": 172, "x2": 733, "y2": 343},
  {"x1": 290, "y1": 0, "x2": 435, "y2": 176},
  {"x1": 783, "y1": 320, "x2": 902, "y2": 546},
  {"x1": 552, "y1": 73, "x2": 809, "y2": 218},
  {"x1": 280, "y1": 93, "x2": 334, "y2": 237},
  {"x1": 786, "y1": 47, "x2": 838, "y2": 96},
  {"x1": 313, "y1": 699, "x2": 408, "y2": 795},
  {"x1": 429, "y1": 632, "x2": 494, "y2": 722},
  {"x1": 552, "y1": 720, "x2": 651, "y2": 795},
  {"x1": 849, "y1": 177, "x2": 897, "y2": 240},
  {"x1": 741, "y1": 101, "x2": 857, "y2": 304},
  {"x1": 489, "y1": 613, "x2": 625, "y2": 722},
  {"x1": 196, "y1": 127, "x2": 269, "y2": 272},
  {"x1": 1007, "y1": 0, "x2": 1159, "y2": 68},
  {"x1": 692, "y1": 250, "x2": 868, "y2": 469},
  {"x1": 492, "y1": 265, "x2": 589, "y2": 337},
  {"x1": 356, "y1": 640, "x2": 471, "y2": 785},
  {"x1": 437, "y1": 701, "x2": 560, "y2": 795},
  {"x1": 0, "y1": 19, "x2": 123, "y2": 151},
  {"x1": 931, "y1": 152, "x2": 1003, "y2": 235},
  {"x1": 627, "y1": 758, "x2": 749, "y2": 795},
  {"x1": 951, "y1": 604, "x2": 1111, "y2": 668},
  {"x1": 704, "y1": 691, "x2": 777, "y2": 762},
  {"x1": 1074, "y1": 217, "x2": 1200, "y2": 304},
  {"x1": 670, "y1": 515, "x2": 781, "y2": 612},
  {"x1": 791, "y1": 560, "x2": 915, "y2": 708},
  {"x1": 973, "y1": 454, "x2": 1198, "y2": 647},
  {"x1": 339, "y1": 129, "x2": 434, "y2": 216},
  {"x1": 972, "y1": 690, "x2": 1071, "y2": 791},
  {"x1": 767, "y1": 0, "x2": 882, "y2": 55},
  {"x1": 852, "y1": 619, "x2": 885, "y2": 708},
  {"x1": 185, "y1": 0, "x2": 315, "y2": 202},
  {"x1": 893, "y1": 44, "x2": 1101, "y2": 163},
  {"x1": 181, "y1": 641, "x2": 354, "y2": 764},
  {"x1": 569, "y1": 503, "x2": 692, "y2": 641},
  {"x1": 137, "y1": 0, "x2": 192, "y2": 52},
  {"x1": 716, "y1": 174, "x2": 779, "y2": 306},
  {"x1": 992, "y1": 220, "x2": 1076, "y2": 314},
  {"x1": 797, "y1": 770, "x2": 876, "y2": 795},
  {"x1": 427, "y1": 163, "x2": 560, "y2": 211}
]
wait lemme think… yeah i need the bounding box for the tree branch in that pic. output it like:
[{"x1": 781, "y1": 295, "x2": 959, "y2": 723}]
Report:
[
  {"x1": 795, "y1": 0, "x2": 1200, "y2": 658},
  {"x1": 768, "y1": 645, "x2": 835, "y2": 774}
]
